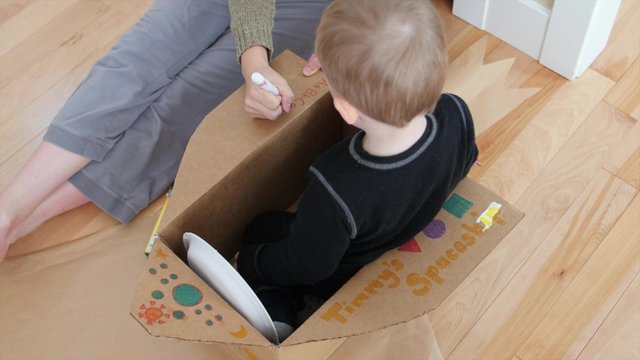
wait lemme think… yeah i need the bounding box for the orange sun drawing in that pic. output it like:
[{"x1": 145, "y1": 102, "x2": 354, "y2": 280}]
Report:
[{"x1": 138, "y1": 301, "x2": 170, "y2": 325}]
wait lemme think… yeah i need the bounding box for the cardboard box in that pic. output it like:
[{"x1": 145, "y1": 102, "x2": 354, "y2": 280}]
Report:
[{"x1": 130, "y1": 51, "x2": 524, "y2": 359}]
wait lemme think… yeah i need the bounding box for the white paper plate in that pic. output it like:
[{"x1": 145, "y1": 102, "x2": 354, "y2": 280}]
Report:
[{"x1": 183, "y1": 232, "x2": 279, "y2": 344}]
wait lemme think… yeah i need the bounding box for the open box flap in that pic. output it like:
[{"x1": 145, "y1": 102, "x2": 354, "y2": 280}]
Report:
[
  {"x1": 284, "y1": 178, "x2": 524, "y2": 345},
  {"x1": 130, "y1": 239, "x2": 272, "y2": 347},
  {"x1": 158, "y1": 50, "x2": 331, "y2": 248}
]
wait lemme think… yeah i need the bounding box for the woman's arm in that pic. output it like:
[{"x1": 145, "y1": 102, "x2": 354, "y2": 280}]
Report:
[
  {"x1": 229, "y1": 0, "x2": 275, "y2": 61},
  {"x1": 229, "y1": 0, "x2": 294, "y2": 119}
]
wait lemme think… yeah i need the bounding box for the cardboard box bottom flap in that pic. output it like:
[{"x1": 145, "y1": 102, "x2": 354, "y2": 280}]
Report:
[{"x1": 130, "y1": 51, "x2": 524, "y2": 359}]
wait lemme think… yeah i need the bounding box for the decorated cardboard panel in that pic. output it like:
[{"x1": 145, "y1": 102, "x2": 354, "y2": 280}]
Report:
[
  {"x1": 286, "y1": 178, "x2": 524, "y2": 344},
  {"x1": 131, "y1": 240, "x2": 271, "y2": 347}
]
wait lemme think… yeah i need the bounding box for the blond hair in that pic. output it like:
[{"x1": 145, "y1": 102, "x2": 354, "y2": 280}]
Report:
[{"x1": 316, "y1": 0, "x2": 446, "y2": 127}]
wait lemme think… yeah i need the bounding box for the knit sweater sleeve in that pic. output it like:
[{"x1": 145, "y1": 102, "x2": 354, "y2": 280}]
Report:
[
  {"x1": 229, "y1": 0, "x2": 275, "y2": 61},
  {"x1": 237, "y1": 170, "x2": 353, "y2": 288}
]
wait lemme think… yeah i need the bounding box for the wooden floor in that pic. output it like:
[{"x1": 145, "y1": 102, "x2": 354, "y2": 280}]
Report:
[{"x1": 0, "y1": 0, "x2": 638, "y2": 358}]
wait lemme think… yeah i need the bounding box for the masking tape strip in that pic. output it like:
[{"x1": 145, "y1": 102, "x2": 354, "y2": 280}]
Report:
[{"x1": 476, "y1": 202, "x2": 502, "y2": 232}]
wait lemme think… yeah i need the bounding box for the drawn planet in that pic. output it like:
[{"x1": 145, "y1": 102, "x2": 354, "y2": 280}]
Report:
[
  {"x1": 423, "y1": 219, "x2": 446, "y2": 238},
  {"x1": 172, "y1": 284, "x2": 203, "y2": 307}
]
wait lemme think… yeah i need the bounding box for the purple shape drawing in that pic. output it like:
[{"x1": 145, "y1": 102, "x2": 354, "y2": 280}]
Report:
[{"x1": 423, "y1": 219, "x2": 446, "y2": 238}]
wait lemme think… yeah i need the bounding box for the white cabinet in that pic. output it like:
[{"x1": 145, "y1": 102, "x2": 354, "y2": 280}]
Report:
[{"x1": 453, "y1": 0, "x2": 622, "y2": 80}]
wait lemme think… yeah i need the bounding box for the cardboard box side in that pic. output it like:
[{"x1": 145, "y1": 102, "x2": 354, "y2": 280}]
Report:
[
  {"x1": 285, "y1": 178, "x2": 524, "y2": 345},
  {"x1": 161, "y1": 94, "x2": 342, "y2": 258},
  {"x1": 158, "y1": 50, "x2": 327, "y2": 238}
]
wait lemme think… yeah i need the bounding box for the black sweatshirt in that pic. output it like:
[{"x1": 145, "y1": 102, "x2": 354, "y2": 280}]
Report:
[{"x1": 237, "y1": 93, "x2": 478, "y2": 298}]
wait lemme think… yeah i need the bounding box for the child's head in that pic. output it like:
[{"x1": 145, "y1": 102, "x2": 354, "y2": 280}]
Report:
[{"x1": 315, "y1": 0, "x2": 446, "y2": 127}]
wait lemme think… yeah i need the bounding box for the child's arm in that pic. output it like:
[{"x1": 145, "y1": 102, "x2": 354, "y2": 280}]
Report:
[
  {"x1": 444, "y1": 93, "x2": 478, "y2": 172},
  {"x1": 236, "y1": 178, "x2": 353, "y2": 289}
]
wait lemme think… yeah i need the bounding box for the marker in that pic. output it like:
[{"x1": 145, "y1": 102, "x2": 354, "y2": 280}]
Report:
[
  {"x1": 145, "y1": 188, "x2": 172, "y2": 256},
  {"x1": 251, "y1": 72, "x2": 280, "y2": 96}
]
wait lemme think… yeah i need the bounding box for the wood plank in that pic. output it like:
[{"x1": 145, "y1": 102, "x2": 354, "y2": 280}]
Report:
[
  {"x1": 443, "y1": 36, "x2": 540, "y2": 137},
  {"x1": 0, "y1": 0, "x2": 108, "y2": 90},
  {"x1": 0, "y1": 0, "x2": 151, "y2": 164},
  {"x1": 446, "y1": 28, "x2": 500, "y2": 67},
  {"x1": 0, "y1": 0, "x2": 79, "y2": 57},
  {"x1": 448, "y1": 170, "x2": 636, "y2": 360},
  {"x1": 617, "y1": 148, "x2": 640, "y2": 190},
  {"x1": 0, "y1": 40, "x2": 107, "y2": 164},
  {"x1": 0, "y1": 131, "x2": 43, "y2": 191},
  {"x1": 483, "y1": 40, "x2": 540, "y2": 89},
  {"x1": 615, "y1": 0, "x2": 638, "y2": 23},
  {"x1": 465, "y1": 37, "x2": 559, "y2": 178},
  {"x1": 591, "y1": 0, "x2": 640, "y2": 81},
  {"x1": 431, "y1": 102, "x2": 635, "y2": 357},
  {"x1": 604, "y1": 121, "x2": 640, "y2": 189},
  {"x1": 0, "y1": 0, "x2": 31, "y2": 25},
  {"x1": 605, "y1": 57, "x2": 640, "y2": 120},
  {"x1": 517, "y1": 194, "x2": 640, "y2": 359},
  {"x1": 468, "y1": 66, "x2": 566, "y2": 180},
  {"x1": 432, "y1": 0, "x2": 469, "y2": 45},
  {"x1": 577, "y1": 272, "x2": 640, "y2": 360},
  {"x1": 478, "y1": 70, "x2": 613, "y2": 203}
]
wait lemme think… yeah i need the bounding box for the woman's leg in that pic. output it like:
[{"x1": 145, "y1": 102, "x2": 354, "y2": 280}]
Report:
[
  {"x1": 0, "y1": 142, "x2": 90, "y2": 260},
  {"x1": 53, "y1": 0, "x2": 234, "y2": 224},
  {"x1": 271, "y1": 0, "x2": 332, "y2": 59},
  {"x1": 72, "y1": 0, "x2": 332, "y2": 224},
  {"x1": 1, "y1": 0, "x2": 331, "y2": 260},
  {"x1": 44, "y1": 0, "x2": 232, "y2": 163},
  {"x1": 0, "y1": 0, "x2": 232, "y2": 260},
  {"x1": 12, "y1": 182, "x2": 91, "y2": 242}
]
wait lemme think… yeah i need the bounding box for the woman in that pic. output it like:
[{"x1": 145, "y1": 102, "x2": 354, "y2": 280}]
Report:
[{"x1": 0, "y1": 0, "x2": 326, "y2": 261}]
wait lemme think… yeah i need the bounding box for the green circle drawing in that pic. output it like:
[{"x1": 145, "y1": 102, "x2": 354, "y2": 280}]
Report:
[
  {"x1": 160, "y1": 263, "x2": 168, "y2": 269},
  {"x1": 161, "y1": 278, "x2": 169, "y2": 284},
  {"x1": 195, "y1": 309, "x2": 202, "y2": 315},
  {"x1": 215, "y1": 314, "x2": 223, "y2": 321},
  {"x1": 149, "y1": 268, "x2": 157, "y2": 275},
  {"x1": 173, "y1": 311, "x2": 185, "y2": 320},
  {"x1": 172, "y1": 284, "x2": 202, "y2": 307},
  {"x1": 170, "y1": 274, "x2": 178, "y2": 280},
  {"x1": 206, "y1": 320, "x2": 213, "y2": 326},
  {"x1": 204, "y1": 304, "x2": 212, "y2": 311},
  {"x1": 151, "y1": 290, "x2": 164, "y2": 300}
]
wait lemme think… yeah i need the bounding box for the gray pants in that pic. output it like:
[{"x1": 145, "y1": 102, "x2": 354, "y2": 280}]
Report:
[{"x1": 44, "y1": 0, "x2": 330, "y2": 223}]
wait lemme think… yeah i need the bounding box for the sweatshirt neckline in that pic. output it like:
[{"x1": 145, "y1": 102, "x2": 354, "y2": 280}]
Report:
[{"x1": 349, "y1": 114, "x2": 437, "y2": 170}]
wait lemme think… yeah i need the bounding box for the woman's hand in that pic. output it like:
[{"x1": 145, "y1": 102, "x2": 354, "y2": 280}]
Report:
[
  {"x1": 241, "y1": 46, "x2": 293, "y2": 120},
  {"x1": 303, "y1": 53, "x2": 321, "y2": 76}
]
